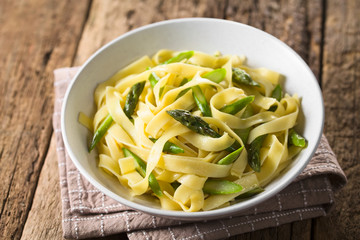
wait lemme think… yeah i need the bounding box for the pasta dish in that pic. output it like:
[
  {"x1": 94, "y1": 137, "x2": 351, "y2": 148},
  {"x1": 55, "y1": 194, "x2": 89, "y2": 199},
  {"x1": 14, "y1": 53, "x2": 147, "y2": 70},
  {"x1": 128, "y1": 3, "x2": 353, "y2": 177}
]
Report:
[{"x1": 79, "y1": 50, "x2": 307, "y2": 212}]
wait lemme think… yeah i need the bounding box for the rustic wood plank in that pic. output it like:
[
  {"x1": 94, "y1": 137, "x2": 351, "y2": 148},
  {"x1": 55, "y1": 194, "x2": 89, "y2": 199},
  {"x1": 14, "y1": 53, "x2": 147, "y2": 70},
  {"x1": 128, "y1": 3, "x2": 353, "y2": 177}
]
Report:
[
  {"x1": 20, "y1": 136, "x2": 63, "y2": 239},
  {"x1": 0, "y1": 0, "x2": 91, "y2": 239},
  {"x1": 305, "y1": 0, "x2": 324, "y2": 83},
  {"x1": 291, "y1": 219, "x2": 312, "y2": 240},
  {"x1": 290, "y1": 0, "x2": 324, "y2": 238},
  {"x1": 314, "y1": 0, "x2": 360, "y2": 238},
  {"x1": 74, "y1": 0, "x2": 227, "y2": 66}
]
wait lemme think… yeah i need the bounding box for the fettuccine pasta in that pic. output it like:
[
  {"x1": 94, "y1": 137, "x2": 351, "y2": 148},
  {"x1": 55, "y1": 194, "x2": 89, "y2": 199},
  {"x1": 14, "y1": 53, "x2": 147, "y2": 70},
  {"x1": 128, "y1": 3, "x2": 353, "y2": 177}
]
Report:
[{"x1": 80, "y1": 49, "x2": 307, "y2": 212}]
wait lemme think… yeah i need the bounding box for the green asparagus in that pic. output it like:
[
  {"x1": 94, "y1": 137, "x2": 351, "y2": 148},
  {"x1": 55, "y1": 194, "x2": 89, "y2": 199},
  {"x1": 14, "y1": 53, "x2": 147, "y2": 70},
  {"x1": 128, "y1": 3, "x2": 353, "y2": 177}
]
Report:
[
  {"x1": 175, "y1": 78, "x2": 191, "y2": 100},
  {"x1": 271, "y1": 84, "x2": 282, "y2": 101},
  {"x1": 88, "y1": 114, "x2": 113, "y2": 152},
  {"x1": 247, "y1": 134, "x2": 267, "y2": 172},
  {"x1": 220, "y1": 96, "x2": 255, "y2": 115},
  {"x1": 149, "y1": 137, "x2": 184, "y2": 154},
  {"x1": 123, "y1": 81, "x2": 146, "y2": 119},
  {"x1": 179, "y1": 78, "x2": 189, "y2": 86},
  {"x1": 217, "y1": 146, "x2": 244, "y2": 165},
  {"x1": 166, "y1": 109, "x2": 220, "y2": 138},
  {"x1": 203, "y1": 179, "x2": 243, "y2": 195},
  {"x1": 149, "y1": 72, "x2": 161, "y2": 88},
  {"x1": 202, "y1": 68, "x2": 226, "y2": 83},
  {"x1": 235, "y1": 128, "x2": 251, "y2": 145},
  {"x1": 163, "y1": 51, "x2": 194, "y2": 64},
  {"x1": 122, "y1": 148, "x2": 163, "y2": 196},
  {"x1": 192, "y1": 85, "x2": 212, "y2": 117},
  {"x1": 234, "y1": 105, "x2": 254, "y2": 144},
  {"x1": 269, "y1": 84, "x2": 282, "y2": 112},
  {"x1": 288, "y1": 129, "x2": 307, "y2": 148},
  {"x1": 167, "y1": 109, "x2": 239, "y2": 152},
  {"x1": 232, "y1": 67, "x2": 260, "y2": 87}
]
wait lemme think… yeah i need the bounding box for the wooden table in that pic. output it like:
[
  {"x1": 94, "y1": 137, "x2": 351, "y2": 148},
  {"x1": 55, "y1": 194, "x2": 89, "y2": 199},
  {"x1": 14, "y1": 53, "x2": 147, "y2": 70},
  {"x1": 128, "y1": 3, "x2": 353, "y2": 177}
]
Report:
[{"x1": 1, "y1": 0, "x2": 359, "y2": 239}]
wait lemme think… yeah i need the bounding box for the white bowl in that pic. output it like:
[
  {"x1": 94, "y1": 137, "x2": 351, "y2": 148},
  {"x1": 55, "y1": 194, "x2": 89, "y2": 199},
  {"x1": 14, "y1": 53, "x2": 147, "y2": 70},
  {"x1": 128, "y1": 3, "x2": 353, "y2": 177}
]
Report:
[{"x1": 62, "y1": 18, "x2": 324, "y2": 220}]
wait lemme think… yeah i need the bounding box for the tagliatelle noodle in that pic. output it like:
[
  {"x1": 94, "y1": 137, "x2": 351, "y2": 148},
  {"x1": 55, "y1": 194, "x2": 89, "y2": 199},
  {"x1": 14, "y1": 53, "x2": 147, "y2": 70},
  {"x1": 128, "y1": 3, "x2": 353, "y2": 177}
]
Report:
[{"x1": 80, "y1": 49, "x2": 305, "y2": 212}]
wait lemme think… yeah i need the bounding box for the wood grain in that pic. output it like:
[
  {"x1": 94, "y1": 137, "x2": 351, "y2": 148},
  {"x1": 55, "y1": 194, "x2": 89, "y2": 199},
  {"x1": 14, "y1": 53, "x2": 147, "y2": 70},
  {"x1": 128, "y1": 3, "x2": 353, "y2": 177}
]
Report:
[
  {"x1": 74, "y1": 0, "x2": 227, "y2": 66},
  {"x1": 0, "y1": 0, "x2": 90, "y2": 239},
  {"x1": 314, "y1": 0, "x2": 360, "y2": 238},
  {"x1": 20, "y1": 136, "x2": 63, "y2": 239}
]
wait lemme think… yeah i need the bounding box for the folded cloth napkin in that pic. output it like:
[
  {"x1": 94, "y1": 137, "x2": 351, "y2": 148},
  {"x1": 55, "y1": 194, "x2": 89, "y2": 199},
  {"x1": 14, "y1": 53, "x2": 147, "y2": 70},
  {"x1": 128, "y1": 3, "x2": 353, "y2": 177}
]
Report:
[{"x1": 54, "y1": 67, "x2": 347, "y2": 240}]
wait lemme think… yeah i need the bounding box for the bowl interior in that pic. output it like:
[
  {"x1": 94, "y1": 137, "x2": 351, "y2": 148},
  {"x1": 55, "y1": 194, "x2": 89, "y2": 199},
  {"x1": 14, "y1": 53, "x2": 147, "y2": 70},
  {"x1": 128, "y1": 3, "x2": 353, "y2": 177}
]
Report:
[{"x1": 62, "y1": 18, "x2": 324, "y2": 220}]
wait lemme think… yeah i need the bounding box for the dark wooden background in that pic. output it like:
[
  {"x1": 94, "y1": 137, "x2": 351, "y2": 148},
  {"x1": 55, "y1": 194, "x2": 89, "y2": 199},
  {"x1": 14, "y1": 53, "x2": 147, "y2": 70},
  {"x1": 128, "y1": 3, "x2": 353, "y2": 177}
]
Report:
[{"x1": 1, "y1": 0, "x2": 359, "y2": 239}]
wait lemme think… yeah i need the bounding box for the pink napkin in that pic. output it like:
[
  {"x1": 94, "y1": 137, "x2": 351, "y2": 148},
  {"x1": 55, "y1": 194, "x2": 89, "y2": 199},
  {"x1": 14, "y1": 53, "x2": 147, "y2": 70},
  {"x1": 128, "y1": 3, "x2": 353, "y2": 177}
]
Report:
[{"x1": 54, "y1": 67, "x2": 346, "y2": 239}]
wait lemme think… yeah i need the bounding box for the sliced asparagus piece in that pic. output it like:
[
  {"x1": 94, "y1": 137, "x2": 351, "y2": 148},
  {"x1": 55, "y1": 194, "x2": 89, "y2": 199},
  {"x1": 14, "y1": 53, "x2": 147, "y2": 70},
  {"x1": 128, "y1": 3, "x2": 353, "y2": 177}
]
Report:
[
  {"x1": 288, "y1": 129, "x2": 307, "y2": 148},
  {"x1": 123, "y1": 81, "x2": 146, "y2": 119},
  {"x1": 175, "y1": 78, "x2": 191, "y2": 100},
  {"x1": 149, "y1": 137, "x2": 184, "y2": 154},
  {"x1": 269, "y1": 84, "x2": 282, "y2": 111},
  {"x1": 247, "y1": 134, "x2": 267, "y2": 172},
  {"x1": 271, "y1": 84, "x2": 282, "y2": 101},
  {"x1": 220, "y1": 96, "x2": 255, "y2": 115},
  {"x1": 192, "y1": 85, "x2": 212, "y2": 117},
  {"x1": 163, "y1": 50, "x2": 194, "y2": 64},
  {"x1": 217, "y1": 146, "x2": 244, "y2": 165},
  {"x1": 88, "y1": 114, "x2": 113, "y2": 152},
  {"x1": 149, "y1": 72, "x2": 161, "y2": 88},
  {"x1": 203, "y1": 179, "x2": 243, "y2": 195},
  {"x1": 166, "y1": 109, "x2": 220, "y2": 138},
  {"x1": 202, "y1": 68, "x2": 226, "y2": 83},
  {"x1": 232, "y1": 67, "x2": 259, "y2": 87},
  {"x1": 122, "y1": 148, "x2": 163, "y2": 197},
  {"x1": 167, "y1": 109, "x2": 239, "y2": 152}
]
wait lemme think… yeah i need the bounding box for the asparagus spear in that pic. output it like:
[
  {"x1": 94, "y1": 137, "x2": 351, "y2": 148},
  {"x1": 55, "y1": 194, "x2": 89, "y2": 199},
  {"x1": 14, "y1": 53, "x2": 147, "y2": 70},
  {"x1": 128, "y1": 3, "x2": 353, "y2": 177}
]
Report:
[
  {"x1": 179, "y1": 78, "x2": 189, "y2": 86},
  {"x1": 202, "y1": 68, "x2": 226, "y2": 83},
  {"x1": 241, "y1": 104, "x2": 254, "y2": 118},
  {"x1": 89, "y1": 81, "x2": 145, "y2": 151},
  {"x1": 148, "y1": 72, "x2": 165, "y2": 97},
  {"x1": 149, "y1": 137, "x2": 184, "y2": 154},
  {"x1": 149, "y1": 72, "x2": 161, "y2": 88},
  {"x1": 288, "y1": 129, "x2": 307, "y2": 148},
  {"x1": 122, "y1": 148, "x2": 163, "y2": 197},
  {"x1": 192, "y1": 69, "x2": 227, "y2": 116},
  {"x1": 88, "y1": 114, "x2": 113, "y2": 152},
  {"x1": 192, "y1": 85, "x2": 212, "y2": 117},
  {"x1": 271, "y1": 84, "x2": 282, "y2": 101},
  {"x1": 217, "y1": 146, "x2": 244, "y2": 165},
  {"x1": 175, "y1": 78, "x2": 191, "y2": 100},
  {"x1": 232, "y1": 67, "x2": 260, "y2": 87},
  {"x1": 123, "y1": 81, "x2": 146, "y2": 119},
  {"x1": 269, "y1": 84, "x2": 282, "y2": 112},
  {"x1": 220, "y1": 96, "x2": 255, "y2": 115},
  {"x1": 163, "y1": 51, "x2": 194, "y2": 64},
  {"x1": 167, "y1": 109, "x2": 239, "y2": 152},
  {"x1": 166, "y1": 109, "x2": 220, "y2": 138},
  {"x1": 247, "y1": 134, "x2": 267, "y2": 172},
  {"x1": 203, "y1": 179, "x2": 243, "y2": 195},
  {"x1": 234, "y1": 105, "x2": 254, "y2": 144},
  {"x1": 235, "y1": 128, "x2": 251, "y2": 145}
]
